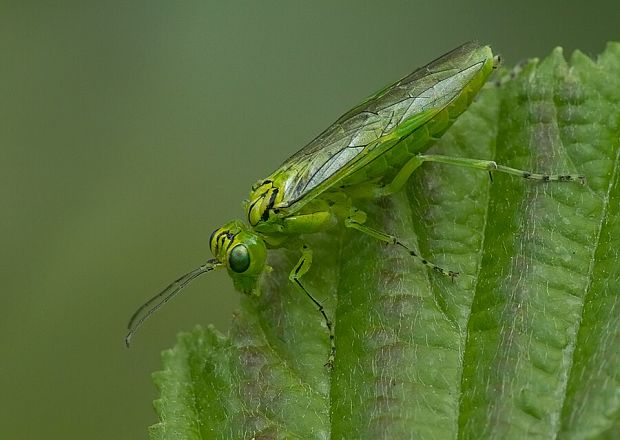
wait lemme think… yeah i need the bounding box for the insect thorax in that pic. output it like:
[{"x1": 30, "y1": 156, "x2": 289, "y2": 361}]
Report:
[{"x1": 246, "y1": 179, "x2": 285, "y2": 227}]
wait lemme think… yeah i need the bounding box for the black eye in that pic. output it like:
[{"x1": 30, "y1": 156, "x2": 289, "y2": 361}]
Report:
[{"x1": 229, "y1": 244, "x2": 250, "y2": 273}]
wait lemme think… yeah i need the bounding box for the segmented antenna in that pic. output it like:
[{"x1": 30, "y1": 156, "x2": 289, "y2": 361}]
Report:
[{"x1": 125, "y1": 259, "x2": 221, "y2": 347}]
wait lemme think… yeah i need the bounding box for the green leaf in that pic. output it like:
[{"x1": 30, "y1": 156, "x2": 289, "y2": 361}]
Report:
[{"x1": 151, "y1": 43, "x2": 620, "y2": 439}]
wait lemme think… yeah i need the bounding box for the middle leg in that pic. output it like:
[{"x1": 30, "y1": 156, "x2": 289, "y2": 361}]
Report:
[{"x1": 345, "y1": 208, "x2": 458, "y2": 279}]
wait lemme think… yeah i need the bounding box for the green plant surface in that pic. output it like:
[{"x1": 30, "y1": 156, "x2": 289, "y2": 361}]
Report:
[{"x1": 150, "y1": 43, "x2": 620, "y2": 439}]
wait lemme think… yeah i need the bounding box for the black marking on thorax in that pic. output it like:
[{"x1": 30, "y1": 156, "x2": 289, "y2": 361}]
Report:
[{"x1": 248, "y1": 181, "x2": 280, "y2": 225}]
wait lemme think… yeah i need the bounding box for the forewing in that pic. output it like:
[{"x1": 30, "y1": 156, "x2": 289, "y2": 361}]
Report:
[{"x1": 273, "y1": 41, "x2": 492, "y2": 209}]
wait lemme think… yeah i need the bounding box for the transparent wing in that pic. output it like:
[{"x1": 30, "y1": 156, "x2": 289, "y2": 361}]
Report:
[{"x1": 273, "y1": 41, "x2": 492, "y2": 208}]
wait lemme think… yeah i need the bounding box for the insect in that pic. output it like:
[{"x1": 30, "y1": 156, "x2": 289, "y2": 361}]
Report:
[{"x1": 126, "y1": 41, "x2": 585, "y2": 364}]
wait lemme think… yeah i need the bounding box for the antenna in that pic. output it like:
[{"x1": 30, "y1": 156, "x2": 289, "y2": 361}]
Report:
[{"x1": 125, "y1": 259, "x2": 221, "y2": 346}]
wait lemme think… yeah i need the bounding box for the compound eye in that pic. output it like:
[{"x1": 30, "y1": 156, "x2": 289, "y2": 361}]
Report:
[{"x1": 228, "y1": 244, "x2": 250, "y2": 273}]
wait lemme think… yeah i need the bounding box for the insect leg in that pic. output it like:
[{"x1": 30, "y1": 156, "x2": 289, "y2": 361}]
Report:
[
  {"x1": 415, "y1": 154, "x2": 586, "y2": 184},
  {"x1": 345, "y1": 209, "x2": 458, "y2": 279},
  {"x1": 288, "y1": 245, "x2": 336, "y2": 368},
  {"x1": 341, "y1": 156, "x2": 425, "y2": 199},
  {"x1": 376, "y1": 155, "x2": 425, "y2": 196}
]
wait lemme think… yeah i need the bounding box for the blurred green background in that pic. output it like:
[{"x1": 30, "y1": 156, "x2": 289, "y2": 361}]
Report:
[{"x1": 1, "y1": 1, "x2": 616, "y2": 438}]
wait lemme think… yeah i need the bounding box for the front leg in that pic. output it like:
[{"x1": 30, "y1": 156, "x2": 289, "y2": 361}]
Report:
[{"x1": 289, "y1": 245, "x2": 336, "y2": 368}]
